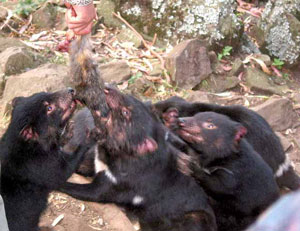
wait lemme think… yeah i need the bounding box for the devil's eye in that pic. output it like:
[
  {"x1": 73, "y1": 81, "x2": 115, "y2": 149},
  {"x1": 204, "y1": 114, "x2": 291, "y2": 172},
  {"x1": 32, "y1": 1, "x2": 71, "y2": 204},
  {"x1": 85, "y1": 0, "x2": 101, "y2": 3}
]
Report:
[
  {"x1": 121, "y1": 108, "x2": 130, "y2": 118},
  {"x1": 203, "y1": 122, "x2": 216, "y2": 129}
]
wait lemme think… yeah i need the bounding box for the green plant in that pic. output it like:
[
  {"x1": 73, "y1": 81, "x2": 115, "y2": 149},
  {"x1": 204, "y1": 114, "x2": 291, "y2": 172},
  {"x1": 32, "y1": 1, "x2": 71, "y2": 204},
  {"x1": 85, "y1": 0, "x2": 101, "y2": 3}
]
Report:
[
  {"x1": 218, "y1": 46, "x2": 233, "y2": 60},
  {"x1": 15, "y1": 0, "x2": 46, "y2": 17},
  {"x1": 272, "y1": 58, "x2": 284, "y2": 69},
  {"x1": 282, "y1": 73, "x2": 290, "y2": 80},
  {"x1": 128, "y1": 71, "x2": 143, "y2": 84},
  {"x1": 201, "y1": 79, "x2": 209, "y2": 87}
]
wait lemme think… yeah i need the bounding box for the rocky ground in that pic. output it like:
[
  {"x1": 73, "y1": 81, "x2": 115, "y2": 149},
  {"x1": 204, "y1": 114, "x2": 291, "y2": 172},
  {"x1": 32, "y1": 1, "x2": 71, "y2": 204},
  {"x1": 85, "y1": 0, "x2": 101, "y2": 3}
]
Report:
[{"x1": 0, "y1": 0, "x2": 300, "y2": 230}]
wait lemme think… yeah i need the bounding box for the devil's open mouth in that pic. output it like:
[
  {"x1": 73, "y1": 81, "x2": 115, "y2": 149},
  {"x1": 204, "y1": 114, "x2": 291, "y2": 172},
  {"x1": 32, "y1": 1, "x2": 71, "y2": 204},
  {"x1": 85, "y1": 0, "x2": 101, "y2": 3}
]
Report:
[{"x1": 177, "y1": 129, "x2": 204, "y2": 144}]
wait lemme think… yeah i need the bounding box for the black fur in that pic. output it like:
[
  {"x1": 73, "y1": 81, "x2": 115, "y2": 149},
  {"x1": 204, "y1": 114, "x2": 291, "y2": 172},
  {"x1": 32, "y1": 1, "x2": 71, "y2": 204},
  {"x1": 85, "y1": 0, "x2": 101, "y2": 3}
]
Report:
[
  {"x1": 0, "y1": 89, "x2": 90, "y2": 231},
  {"x1": 63, "y1": 107, "x2": 97, "y2": 177},
  {"x1": 62, "y1": 107, "x2": 110, "y2": 177},
  {"x1": 172, "y1": 112, "x2": 280, "y2": 231},
  {"x1": 60, "y1": 88, "x2": 217, "y2": 231},
  {"x1": 153, "y1": 96, "x2": 300, "y2": 190}
]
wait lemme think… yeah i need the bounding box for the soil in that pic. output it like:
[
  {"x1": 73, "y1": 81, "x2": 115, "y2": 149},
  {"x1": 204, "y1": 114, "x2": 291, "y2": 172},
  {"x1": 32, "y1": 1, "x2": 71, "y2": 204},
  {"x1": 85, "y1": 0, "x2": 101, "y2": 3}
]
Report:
[{"x1": 39, "y1": 175, "x2": 138, "y2": 231}]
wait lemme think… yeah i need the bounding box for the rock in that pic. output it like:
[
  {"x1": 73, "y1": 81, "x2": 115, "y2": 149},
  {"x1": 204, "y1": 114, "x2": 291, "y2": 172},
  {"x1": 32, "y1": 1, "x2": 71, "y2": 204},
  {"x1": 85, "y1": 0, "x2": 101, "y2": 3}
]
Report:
[
  {"x1": 0, "y1": 47, "x2": 35, "y2": 76},
  {"x1": 117, "y1": 0, "x2": 242, "y2": 47},
  {"x1": 229, "y1": 58, "x2": 244, "y2": 76},
  {"x1": 96, "y1": 0, "x2": 122, "y2": 28},
  {"x1": 55, "y1": 7, "x2": 68, "y2": 31},
  {"x1": 32, "y1": 2, "x2": 57, "y2": 29},
  {"x1": 275, "y1": 132, "x2": 292, "y2": 152},
  {"x1": 0, "y1": 74, "x2": 5, "y2": 97},
  {"x1": 257, "y1": 0, "x2": 300, "y2": 65},
  {"x1": 245, "y1": 67, "x2": 286, "y2": 95},
  {"x1": 117, "y1": 28, "x2": 143, "y2": 48},
  {"x1": 165, "y1": 39, "x2": 212, "y2": 89},
  {"x1": 100, "y1": 61, "x2": 131, "y2": 83},
  {"x1": 240, "y1": 33, "x2": 261, "y2": 54},
  {"x1": 186, "y1": 90, "x2": 210, "y2": 103},
  {"x1": 2, "y1": 63, "x2": 68, "y2": 115},
  {"x1": 208, "y1": 51, "x2": 218, "y2": 66},
  {"x1": 0, "y1": 38, "x2": 27, "y2": 53},
  {"x1": 251, "y1": 96, "x2": 297, "y2": 131},
  {"x1": 0, "y1": 7, "x2": 7, "y2": 21},
  {"x1": 198, "y1": 74, "x2": 239, "y2": 93}
]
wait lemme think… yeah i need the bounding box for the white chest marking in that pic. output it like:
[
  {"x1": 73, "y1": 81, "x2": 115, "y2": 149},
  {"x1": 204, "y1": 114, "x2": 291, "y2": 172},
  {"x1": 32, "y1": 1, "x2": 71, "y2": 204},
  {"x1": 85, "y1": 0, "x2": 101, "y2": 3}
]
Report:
[
  {"x1": 164, "y1": 131, "x2": 169, "y2": 141},
  {"x1": 275, "y1": 155, "x2": 292, "y2": 178},
  {"x1": 94, "y1": 146, "x2": 108, "y2": 174},
  {"x1": 104, "y1": 169, "x2": 118, "y2": 184},
  {"x1": 132, "y1": 195, "x2": 144, "y2": 205}
]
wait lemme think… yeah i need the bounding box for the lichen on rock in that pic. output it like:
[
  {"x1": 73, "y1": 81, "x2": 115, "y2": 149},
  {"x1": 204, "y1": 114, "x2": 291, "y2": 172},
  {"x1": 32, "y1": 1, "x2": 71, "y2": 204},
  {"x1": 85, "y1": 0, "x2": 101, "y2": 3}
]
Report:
[
  {"x1": 115, "y1": 0, "x2": 242, "y2": 47},
  {"x1": 259, "y1": 0, "x2": 300, "y2": 65}
]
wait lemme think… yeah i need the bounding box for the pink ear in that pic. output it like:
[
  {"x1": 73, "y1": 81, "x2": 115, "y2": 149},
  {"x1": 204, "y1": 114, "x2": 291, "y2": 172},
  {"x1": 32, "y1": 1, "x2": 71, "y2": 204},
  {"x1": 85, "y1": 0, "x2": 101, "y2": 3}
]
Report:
[
  {"x1": 162, "y1": 107, "x2": 179, "y2": 128},
  {"x1": 234, "y1": 126, "x2": 247, "y2": 143},
  {"x1": 136, "y1": 137, "x2": 158, "y2": 155},
  {"x1": 163, "y1": 107, "x2": 179, "y2": 120},
  {"x1": 20, "y1": 126, "x2": 37, "y2": 141}
]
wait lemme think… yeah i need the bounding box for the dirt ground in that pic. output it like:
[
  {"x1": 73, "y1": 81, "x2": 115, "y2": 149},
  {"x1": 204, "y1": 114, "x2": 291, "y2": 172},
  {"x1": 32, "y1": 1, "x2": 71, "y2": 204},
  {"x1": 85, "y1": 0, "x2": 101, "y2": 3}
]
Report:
[{"x1": 38, "y1": 174, "x2": 138, "y2": 231}]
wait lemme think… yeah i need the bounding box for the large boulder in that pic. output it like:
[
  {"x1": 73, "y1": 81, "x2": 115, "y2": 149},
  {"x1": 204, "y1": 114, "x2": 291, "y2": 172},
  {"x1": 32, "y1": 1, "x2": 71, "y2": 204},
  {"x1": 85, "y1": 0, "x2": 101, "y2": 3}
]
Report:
[
  {"x1": 105, "y1": 0, "x2": 242, "y2": 47},
  {"x1": 2, "y1": 63, "x2": 68, "y2": 115},
  {"x1": 257, "y1": 0, "x2": 300, "y2": 65}
]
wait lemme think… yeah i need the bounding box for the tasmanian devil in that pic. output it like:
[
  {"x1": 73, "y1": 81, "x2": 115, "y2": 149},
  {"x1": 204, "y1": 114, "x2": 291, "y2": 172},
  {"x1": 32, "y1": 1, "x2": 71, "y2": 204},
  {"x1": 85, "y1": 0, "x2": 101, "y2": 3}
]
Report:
[
  {"x1": 153, "y1": 96, "x2": 300, "y2": 190},
  {"x1": 60, "y1": 87, "x2": 217, "y2": 231},
  {"x1": 0, "y1": 89, "x2": 92, "y2": 231},
  {"x1": 168, "y1": 111, "x2": 280, "y2": 231}
]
